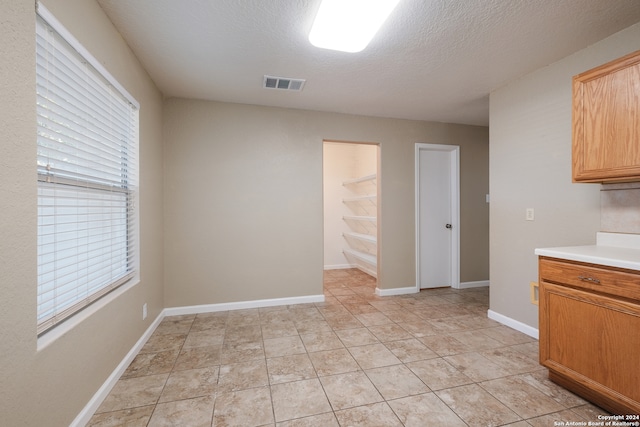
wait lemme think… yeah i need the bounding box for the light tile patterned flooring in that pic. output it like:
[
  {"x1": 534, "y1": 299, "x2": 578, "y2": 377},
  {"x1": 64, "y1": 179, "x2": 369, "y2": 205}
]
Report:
[{"x1": 88, "y1": 269, "x2": 608, "y2": 426}]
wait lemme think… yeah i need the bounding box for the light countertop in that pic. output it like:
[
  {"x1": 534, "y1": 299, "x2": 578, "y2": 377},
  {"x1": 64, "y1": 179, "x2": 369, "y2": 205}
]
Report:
[{"x1": 535, "y1": 232, "x2": 640, "y2": 271}]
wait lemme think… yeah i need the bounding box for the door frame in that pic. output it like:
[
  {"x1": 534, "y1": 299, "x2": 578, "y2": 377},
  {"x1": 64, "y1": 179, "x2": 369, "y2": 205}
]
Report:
[
  {"x1": 415, "y1": 143, "x2": 460, "y2": 291},
  {"x1": 322, "y1": 140, "x2": 381, "y2": 282}
]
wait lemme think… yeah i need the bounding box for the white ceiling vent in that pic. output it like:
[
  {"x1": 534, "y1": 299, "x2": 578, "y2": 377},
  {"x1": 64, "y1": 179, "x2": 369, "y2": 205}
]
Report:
[{"x1": 263, "y1": 75, "x2": 306, "y2": 92}]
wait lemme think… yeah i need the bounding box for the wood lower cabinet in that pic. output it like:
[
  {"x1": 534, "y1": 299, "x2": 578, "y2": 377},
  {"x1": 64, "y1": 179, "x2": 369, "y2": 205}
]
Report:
[
  {"x1": 572, "y1": 49, "x2": 640, "y2": 183},
  {"x1": 539, "y1": 257, "x2": 640, "y2": 415}
]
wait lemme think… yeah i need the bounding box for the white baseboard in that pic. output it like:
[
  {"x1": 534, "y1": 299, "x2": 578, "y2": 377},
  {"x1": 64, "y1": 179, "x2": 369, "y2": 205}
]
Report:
[
  {"x1": 164, "y1": 294, "x2": 325, "y2": 317},
  {"x1": 324, "y1": 264, "x2": 355, "y2": 270},
  {"x1": 487, "y1": 309, "x2": 539, "y2": 339},
  {"x1": 458, "y1": 280, "x2": 489, "y2": 289},
  {"x1": 69, "y1": 310, "x2": 165, "y2": 427},
  {"x1": 375, "y1": 286, "x2": 418, "y2": 297},
  {"x1": 72, "y1": 293, "x2": 325, "y2": 425}
]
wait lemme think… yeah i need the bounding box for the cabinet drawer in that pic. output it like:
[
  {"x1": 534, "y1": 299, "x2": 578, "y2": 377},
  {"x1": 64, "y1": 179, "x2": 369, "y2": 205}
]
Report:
[{"x1": 539, "y1": 257, "x2": 640, "y2": 301}]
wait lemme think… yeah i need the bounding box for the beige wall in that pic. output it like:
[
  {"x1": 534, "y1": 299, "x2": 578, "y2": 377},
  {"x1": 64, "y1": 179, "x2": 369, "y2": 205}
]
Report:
[
  {"x1": 0, "y1": 1, "x2": 164, "y2": 425},
  {"x1": 489, "y1": 22, "x2": 640, "y2": 329},
  {"x1": 163, "y1": 98, "x2": 489, "y2": 307},
  {"x1": 456, "y1": 125, "x2": 490, "y2": 283}
]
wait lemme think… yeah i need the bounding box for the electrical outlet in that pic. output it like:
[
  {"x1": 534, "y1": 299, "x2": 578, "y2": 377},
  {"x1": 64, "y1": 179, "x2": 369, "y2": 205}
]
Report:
[
  {"x1": 142, "y1": 303, "x2": 148, "y2": 320},
  {"x1": 530, "y1": 282, "x2": 539, "y2": 305},
  {"x1": 526, "y1": 208, "x2": 534, "y2": 221}
]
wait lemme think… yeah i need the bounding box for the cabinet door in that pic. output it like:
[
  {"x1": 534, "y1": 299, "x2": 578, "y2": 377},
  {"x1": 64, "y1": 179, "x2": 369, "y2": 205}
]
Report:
[
  {"x1": 572, "y1": 50, "x2": 640, "y2": 183},
  {"x1": 540, "y1": 281, "x2": 640, "y2": 414}
]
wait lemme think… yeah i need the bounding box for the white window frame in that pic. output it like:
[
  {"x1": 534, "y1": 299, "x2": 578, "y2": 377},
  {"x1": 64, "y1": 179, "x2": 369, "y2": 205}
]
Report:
[{"x1": 36, "y1": 3, "x2": 140, "y2": 336}]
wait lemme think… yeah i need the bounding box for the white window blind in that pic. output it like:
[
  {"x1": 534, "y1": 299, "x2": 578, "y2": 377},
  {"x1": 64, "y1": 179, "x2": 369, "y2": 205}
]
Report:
[{"x1": 36, "y1": 5, "x2": 139, "y2": 334}]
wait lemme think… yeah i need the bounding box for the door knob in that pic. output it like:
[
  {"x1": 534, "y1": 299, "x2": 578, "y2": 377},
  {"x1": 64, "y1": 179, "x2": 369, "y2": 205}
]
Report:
[{"x1": 445, "y1": 224, "x2": 452, "y2": 229}]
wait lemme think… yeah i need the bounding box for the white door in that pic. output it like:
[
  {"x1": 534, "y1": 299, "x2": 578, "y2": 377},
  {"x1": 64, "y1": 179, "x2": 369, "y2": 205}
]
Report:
[{"x1": 416, "y1": 144, "x2": 460, "y2": 289}]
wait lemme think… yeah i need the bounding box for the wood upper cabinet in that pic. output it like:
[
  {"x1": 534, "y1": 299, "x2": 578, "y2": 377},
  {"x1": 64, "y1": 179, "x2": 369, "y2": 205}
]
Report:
[
  {"x1": 539, "y1": 257, "x2": 640, "y2": 415},
  {"x1": 572, "y1": 50, "x2": 640, "y2": 183}
]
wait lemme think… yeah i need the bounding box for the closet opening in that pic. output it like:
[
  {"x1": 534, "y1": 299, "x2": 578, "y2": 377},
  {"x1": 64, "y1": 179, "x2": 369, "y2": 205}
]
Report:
[{"x1": 322, "y1": 141, "x2": 380, "y2": 296}]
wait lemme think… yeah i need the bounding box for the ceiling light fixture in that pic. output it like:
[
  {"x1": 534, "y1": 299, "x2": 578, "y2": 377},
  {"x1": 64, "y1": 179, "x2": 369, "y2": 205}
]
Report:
[{"x1": 308, "y1": 0, "x2": 400, "y2": 53}]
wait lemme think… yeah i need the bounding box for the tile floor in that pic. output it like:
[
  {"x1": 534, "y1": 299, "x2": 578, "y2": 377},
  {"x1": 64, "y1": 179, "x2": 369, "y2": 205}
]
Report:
[{"x1": 88, "y1": 269, "x2": 608, "y2": 426}]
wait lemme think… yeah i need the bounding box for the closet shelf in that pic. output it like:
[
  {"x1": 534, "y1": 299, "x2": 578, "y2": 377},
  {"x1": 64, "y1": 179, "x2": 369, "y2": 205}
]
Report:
[
  {"x1": 342, "y1": 173, "x2": 376, "y2": 186},
  {"x1": 343, "y1": 248, "x2": 377, "y2": 266},
  {"x1": 343, "y1": 215, "x2": 377, "y2": 223},
  {"x1": 343, "y1": 195, "x2": 376, "y2": 203},
  {"x1": 343, "y1": 232, "x2": 377, "y2": 244}
]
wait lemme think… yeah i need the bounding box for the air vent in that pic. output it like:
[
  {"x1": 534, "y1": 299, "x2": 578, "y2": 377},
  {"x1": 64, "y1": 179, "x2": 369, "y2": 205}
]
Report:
[{"x1": 263, "y1": 75, "x2": 306, "y2": 92}]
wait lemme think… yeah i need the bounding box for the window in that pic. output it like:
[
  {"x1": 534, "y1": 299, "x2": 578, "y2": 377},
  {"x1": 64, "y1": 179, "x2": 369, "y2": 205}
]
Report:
[{"x1": 36, "y1": 5, "x2": 139, "y2": 334}]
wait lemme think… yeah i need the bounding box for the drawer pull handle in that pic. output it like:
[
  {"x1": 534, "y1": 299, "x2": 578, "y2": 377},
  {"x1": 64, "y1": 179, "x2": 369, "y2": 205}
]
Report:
[{"x1": 578, "y1": 275, "x2": 601, "y2": 284}]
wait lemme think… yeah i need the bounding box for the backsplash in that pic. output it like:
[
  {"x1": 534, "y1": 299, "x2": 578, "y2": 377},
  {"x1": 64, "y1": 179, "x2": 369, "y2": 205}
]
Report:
[{"x1": 601, "y1": 182, "x2": 640, "y2": 234}]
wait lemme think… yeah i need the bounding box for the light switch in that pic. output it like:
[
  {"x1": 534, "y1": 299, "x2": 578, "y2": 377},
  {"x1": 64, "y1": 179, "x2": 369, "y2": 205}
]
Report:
[{"x1": 526, "y1": 208, "x2": 534, "y2": 221}]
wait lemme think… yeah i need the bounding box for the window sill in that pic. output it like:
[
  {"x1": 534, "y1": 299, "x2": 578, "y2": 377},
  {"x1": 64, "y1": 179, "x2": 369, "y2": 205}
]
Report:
[{"x1": 37, "y1": 277, "x2": 140, "y2": 351}]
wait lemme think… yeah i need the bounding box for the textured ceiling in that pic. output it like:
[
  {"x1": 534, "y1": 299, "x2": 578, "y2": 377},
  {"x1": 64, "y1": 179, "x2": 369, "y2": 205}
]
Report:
[{"x1": 97, "y1": 0, "x2": 640, "y2": 126}]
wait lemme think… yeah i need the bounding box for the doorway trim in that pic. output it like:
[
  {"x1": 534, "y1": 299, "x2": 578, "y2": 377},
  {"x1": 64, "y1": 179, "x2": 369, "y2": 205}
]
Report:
[
  {"x1": 322, "y1": 140, "x2": 381, "y2": 283},
  {"x1": 415, "y1": 143, "x2": 460, "y2": 291}
]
